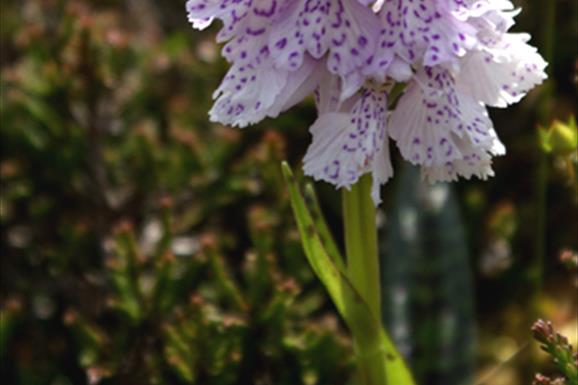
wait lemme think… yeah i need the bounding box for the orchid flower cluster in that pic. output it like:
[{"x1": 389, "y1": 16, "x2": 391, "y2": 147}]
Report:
[{"x1": 186, "y1": 0, "x2": 547, "y2": 204}]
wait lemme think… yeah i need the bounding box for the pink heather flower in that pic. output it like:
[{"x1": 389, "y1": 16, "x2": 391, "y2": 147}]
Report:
[{"x1": 186, "y1": 0, "x2": 547, "y2": 205}]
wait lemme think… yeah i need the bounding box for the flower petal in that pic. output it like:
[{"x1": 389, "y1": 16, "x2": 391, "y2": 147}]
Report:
[
  {"x1": 389, "y1": 66, "x2": 502, "y2": 168},
  {"x1": 269, "y1": 0, "x2": 381, "y2": 99},
  {"x1": 210, "y1": 54, "x2": 322, "y2": 127},
  {"x1": 421, "y1": 134, "x2": 505, "y2": 183},
  {"x1": 457, "y1": 33, "x2": 548, "y2": 108},
  {"x1": 304, "y1": 87, "x2": 392, "y2": 204}
]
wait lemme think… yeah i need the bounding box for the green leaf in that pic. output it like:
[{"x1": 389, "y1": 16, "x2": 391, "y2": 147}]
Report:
[
  {"x1": 281, "y1": 162, "x2": 416, "y2": 385},
  {"x1": 303, "y1": 183, "x2": 345, "y2": 271}
]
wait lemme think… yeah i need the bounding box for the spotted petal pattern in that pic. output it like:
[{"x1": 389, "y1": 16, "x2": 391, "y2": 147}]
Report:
[
  {"x1": 303, "y1": 85, "x2": 392, "y2": 204},
  {"x1": 456, "y1": 33, "x2": 548, "y2": 108},
  {"x1": 376, "y1": 0, "x2": 478, "y2": 68},
  {"x1": 210, "y1": 55, "x2": 323, "y2": 127},
  {"x1": 389, "y1": 66, "x2": 505, "y2": 181},
  {"x1": 186, "y1": 0, "x2": 547, "y2": 204},
  {"x1": 269, "y1": 0, "x2": 381, "y2": 98}
]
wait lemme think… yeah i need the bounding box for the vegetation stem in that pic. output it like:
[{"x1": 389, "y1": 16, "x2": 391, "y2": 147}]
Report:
[{"x1": 343, "y1": 174, "x2": 386, "y2": 385}]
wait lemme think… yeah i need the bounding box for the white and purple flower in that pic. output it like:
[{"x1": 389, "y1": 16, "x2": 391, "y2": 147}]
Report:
[{"x1": 186, "y1": 0, "x2": 547, "y2": 204}]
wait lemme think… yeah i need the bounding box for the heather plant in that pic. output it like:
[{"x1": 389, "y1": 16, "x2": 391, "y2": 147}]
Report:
[
  {"x1": 63, "y1": 204, "x2": 353, "y2": 385},
  {"x1": 532, "y1": 319, "x2": 578, "y2": 385},
  {"x1": 1, "y1": 2, "x2": 353, "y2": 384}
]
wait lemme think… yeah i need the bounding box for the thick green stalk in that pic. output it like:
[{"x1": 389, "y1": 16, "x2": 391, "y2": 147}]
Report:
[{"x1": 343, "y1": 174, "x2": 386, "y2": 385}]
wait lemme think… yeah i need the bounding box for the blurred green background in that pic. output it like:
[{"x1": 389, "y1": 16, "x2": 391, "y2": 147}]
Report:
[{"x1": 0, "y1": 1, "x2": 576, "y2": 385}]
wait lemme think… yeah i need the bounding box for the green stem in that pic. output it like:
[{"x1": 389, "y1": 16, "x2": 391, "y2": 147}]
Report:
[
  {"x1": 343, "y1": 174, "x2": 386, "y2": 385},
  {"x1": 533, "y1": 0, "x2": 556, "y2": 311}
]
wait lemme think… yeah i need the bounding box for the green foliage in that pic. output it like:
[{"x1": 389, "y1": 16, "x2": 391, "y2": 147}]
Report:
[
  {"x1": 282, "y1": 164, "x2": 416, "y2": 385},
  {"x1": 539, "y1": 117, "x2": 578, "y2": 157},
  {"x1": 59, "y1": 210, "x2": 352, "y2": 385},
  {"x1": 0, "y1": 1, "x2": 350, "y2": 384},
  {"x1": 538, "y1": 116, "x2": 578, "y2": 199},
  {"x1": 532, "y1": 320, "x2": 578, "y2": 385}
]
